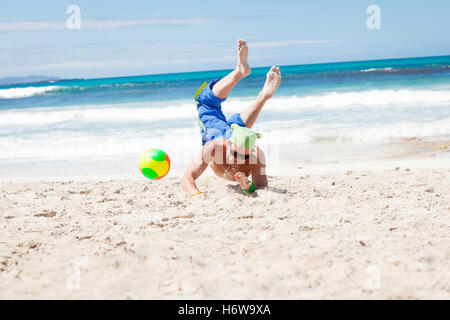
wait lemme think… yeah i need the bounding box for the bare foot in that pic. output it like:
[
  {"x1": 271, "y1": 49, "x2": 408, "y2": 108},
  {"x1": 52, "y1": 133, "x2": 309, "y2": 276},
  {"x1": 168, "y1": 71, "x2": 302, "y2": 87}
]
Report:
[
  {"x1": 260, "y1": 66, "x2": 281, "y2": 100},
  {"x1": 234, "y1": 172, "x2": 251, "y2": 189},
  {"x1": 236, "y1": 39, "x2": 251, "y2": 78}
]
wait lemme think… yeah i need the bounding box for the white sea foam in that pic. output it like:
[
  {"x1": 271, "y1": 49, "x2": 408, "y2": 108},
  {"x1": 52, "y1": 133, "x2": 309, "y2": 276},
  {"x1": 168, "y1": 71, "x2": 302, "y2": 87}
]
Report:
[
  {"x1": 360, "y1": 67, "x2": 395, "y2": 72},
  {"x1": 259, "y1": 89, "x2": 450, "y2": 111},
  {"x1": 1, "y1": 88, "x2": 449, "y2": 163},
  {"x1": 1, "y1": 118, "x2": 449, "y2": 162},
  {"x1": 0, "y1": 126, "x2": 201, "y2": 162},
  {"x1": 258, "y1": 118, "x2": 450, "y2": 145},
  {"x1": 1, "y1": 89, "x2": 449, "y2": 127},
  {"x1": 0, "y1": 103, "x2": 197, "y2": 126},
  {"x1": 0, "y1": 86, "x2": 62, "y2": 99}
]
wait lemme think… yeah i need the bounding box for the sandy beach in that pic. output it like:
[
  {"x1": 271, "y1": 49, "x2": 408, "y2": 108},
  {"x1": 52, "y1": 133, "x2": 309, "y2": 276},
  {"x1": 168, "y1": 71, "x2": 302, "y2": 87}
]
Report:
[{"x1": 1, "y1": 152, "x2": 449, "y2": 299}]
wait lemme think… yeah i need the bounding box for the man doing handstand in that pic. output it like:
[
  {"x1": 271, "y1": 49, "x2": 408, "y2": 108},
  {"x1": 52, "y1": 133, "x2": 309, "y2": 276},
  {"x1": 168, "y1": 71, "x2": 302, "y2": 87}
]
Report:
[{"x1": 181, "y1": 39, "x2": 281, "y2": 198}]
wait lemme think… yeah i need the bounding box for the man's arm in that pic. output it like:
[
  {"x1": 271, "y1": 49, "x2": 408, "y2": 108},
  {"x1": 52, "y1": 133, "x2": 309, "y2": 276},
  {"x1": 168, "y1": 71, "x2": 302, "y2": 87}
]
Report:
[{"x1": 181, "y1": 142, "x2": 214, "y2": 197}]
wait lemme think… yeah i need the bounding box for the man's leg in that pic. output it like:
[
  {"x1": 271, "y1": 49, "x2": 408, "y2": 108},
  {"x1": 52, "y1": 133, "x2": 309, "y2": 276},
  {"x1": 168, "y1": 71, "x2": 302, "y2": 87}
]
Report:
[
  {"x1": 212, "y1": 39, "x2": 251, "y2": 99},
  {"x1": 240, "y1": 66, "x2": 281, "y2": 128}
]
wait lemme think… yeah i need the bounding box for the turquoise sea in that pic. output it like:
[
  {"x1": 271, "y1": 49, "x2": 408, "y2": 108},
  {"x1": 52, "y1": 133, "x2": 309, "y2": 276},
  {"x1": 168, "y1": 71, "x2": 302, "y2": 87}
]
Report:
[{"x1": 1, "y1": 55, "x2": 449, "y2": 176}]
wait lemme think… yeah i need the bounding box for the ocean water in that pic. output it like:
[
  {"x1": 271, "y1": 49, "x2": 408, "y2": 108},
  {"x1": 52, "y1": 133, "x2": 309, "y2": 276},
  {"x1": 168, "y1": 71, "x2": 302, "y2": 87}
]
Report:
[{"x1": 1, "y1": 55, "x2": 450, "y2": 177}]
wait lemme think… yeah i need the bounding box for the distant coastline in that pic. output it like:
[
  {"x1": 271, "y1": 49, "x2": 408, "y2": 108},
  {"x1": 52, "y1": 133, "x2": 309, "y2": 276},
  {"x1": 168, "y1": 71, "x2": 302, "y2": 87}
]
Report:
[{"x1": 0, "y1": 75, "x2": 60, "y2": 86}]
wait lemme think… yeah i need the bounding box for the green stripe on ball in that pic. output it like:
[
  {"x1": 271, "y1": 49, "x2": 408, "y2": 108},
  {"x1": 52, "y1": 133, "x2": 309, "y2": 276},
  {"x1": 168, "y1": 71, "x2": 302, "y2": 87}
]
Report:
[
  {"x1": 142, "y1": 167, "x2": 159, "y2": 180},
  {"x1": 149, "y1": 149, "x2": 166, "y2": 162}
]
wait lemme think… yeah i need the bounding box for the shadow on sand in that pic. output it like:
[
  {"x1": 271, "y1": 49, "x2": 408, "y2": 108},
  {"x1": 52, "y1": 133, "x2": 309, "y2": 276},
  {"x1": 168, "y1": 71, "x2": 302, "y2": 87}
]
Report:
[{"x1": 226, "y1": 184, "x2": 287, "y2": 196}]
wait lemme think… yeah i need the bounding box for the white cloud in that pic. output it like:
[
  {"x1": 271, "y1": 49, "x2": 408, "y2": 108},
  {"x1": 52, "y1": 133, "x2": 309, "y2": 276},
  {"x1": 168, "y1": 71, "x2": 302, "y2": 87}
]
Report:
[
  {"x1": 0, "y1": 17, "x2": 218, "y2": 32},
  {"x1": 22, "y1": 56, "x2": 235, "y2": 72},
  {"x1": 83, "y1": 18, "x2": 218, "y2": 29},
  {"x1": 0, "y1": 21, "x2": 64, "y2": 31},
  {"x1": 252, "y1": 40, "x2": 335, "y2": 48}
]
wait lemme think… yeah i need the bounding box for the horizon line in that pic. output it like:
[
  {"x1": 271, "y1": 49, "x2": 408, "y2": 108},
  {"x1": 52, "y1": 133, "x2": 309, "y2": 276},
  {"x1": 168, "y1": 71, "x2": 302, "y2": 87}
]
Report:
[
  {"x1": 60, "y1": 53, "x2": 450, "y2": 81},
  {"x1": 1, "y1": 54, "x2": 449, "y2": 85}
]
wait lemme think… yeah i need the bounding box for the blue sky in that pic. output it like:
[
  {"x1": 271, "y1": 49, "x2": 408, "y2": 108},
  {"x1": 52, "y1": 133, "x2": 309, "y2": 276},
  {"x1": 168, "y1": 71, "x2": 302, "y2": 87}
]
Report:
[{"x1": 1, "y1": 0, "x2": 449, "y2": 78}]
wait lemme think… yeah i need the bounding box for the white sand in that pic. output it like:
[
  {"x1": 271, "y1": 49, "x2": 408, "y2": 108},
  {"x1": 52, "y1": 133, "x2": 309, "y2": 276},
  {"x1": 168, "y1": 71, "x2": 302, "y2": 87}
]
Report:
[{"x1": 0, "y1": 156, "x2": 449, "y2": 299}]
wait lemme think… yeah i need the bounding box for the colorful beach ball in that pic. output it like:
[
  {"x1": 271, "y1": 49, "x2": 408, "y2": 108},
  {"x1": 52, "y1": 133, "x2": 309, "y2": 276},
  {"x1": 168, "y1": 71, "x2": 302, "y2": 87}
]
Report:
[{"x1": 139, "y1": 148, "x2": 171, "y2": 180}]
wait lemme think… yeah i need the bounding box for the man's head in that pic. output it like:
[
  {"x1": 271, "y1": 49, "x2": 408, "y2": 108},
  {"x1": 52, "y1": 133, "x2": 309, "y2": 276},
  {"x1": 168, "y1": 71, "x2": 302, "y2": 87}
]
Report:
[{"x1": 229, "y1": 124, "x2": 261, "y2": 159}]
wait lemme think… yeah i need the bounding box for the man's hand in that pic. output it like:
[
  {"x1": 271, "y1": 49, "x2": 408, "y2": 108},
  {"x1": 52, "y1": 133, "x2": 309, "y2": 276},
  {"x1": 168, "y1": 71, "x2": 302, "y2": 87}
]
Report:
[
  {"x1": 181, "y1": 144, "x2": 214, "y2": 197},
  {"x1": 234, "y1": 172, "x2": 251, "y2": 189}
]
